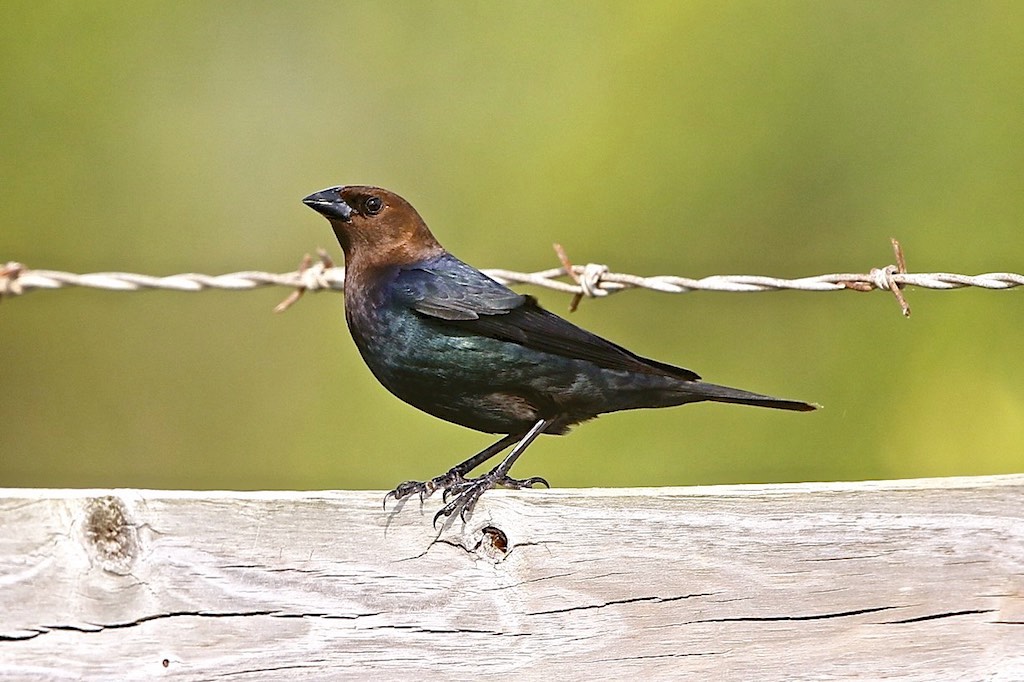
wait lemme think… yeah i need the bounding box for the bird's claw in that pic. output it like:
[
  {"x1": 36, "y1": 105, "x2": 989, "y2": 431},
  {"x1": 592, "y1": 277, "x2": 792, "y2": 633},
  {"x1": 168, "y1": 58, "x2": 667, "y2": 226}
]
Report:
[
  {"x1": 433, "y1": 473, "x2": 550, "y2": 525},
  {"x1": 384, "y1": 458, "x2": 549, "y2": 523},
  {"x1": 441, "y1": 474, "x2": 549, "y2": 501},
  {"x1": 383, "y1": 470, "x2": 469, "y2": 508},
  {"x1": 500, "y1": 475, "x2": 550, "y2": 490}
]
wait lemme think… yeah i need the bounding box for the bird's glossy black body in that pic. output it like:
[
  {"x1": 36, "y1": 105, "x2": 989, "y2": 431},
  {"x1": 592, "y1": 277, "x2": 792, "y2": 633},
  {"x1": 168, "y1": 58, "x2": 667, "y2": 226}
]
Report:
[{"x1": 344, "y1": 252, "x2": 809, "y2": 436}]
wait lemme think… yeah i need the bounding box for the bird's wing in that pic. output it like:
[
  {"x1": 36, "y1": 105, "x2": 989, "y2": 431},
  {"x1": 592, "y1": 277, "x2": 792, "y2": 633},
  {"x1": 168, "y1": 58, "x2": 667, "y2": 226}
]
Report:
[
  {"x1": 394, "y1": 256, "x2": 526, "y2": 321},
  {"x1": 394, "y1": 256, "x2": 701, "y2": 381}
]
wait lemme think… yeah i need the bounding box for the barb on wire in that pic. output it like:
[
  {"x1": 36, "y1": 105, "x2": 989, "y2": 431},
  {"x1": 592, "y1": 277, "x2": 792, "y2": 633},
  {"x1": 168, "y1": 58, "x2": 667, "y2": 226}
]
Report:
[
  {"x1": 835, "y1": 238, "x2": 911, "y2": 316},
  {"x1": 1, "y1": 239, "x2": 1021, "y2": 317},
  {"x1": 884, "y1": 238, "x2": 911, "y2": 317},
  {"x1": 273, "y1": 248, "x2": 335, "y2": 313}
]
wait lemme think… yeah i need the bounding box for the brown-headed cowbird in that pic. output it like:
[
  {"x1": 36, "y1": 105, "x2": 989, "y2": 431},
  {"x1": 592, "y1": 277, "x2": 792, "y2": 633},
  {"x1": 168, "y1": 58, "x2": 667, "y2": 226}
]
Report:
[{"x1": 303, "y1": 185, "x2": 816, "y2": 523}]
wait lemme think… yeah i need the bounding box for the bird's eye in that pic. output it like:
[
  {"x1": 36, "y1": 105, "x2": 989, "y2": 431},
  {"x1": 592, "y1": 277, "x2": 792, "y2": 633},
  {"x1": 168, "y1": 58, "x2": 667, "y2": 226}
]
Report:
[{"x1": 364, "y1": 196, "x2": 384, "y2": 215}]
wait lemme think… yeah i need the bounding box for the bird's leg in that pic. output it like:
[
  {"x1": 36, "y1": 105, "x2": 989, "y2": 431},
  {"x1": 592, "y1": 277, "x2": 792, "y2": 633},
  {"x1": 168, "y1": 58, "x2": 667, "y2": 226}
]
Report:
[
  {"x1": 384, "y1": 432, "x2": 522, "y2": 506},
  {"x1": 434, "y1": 418, "x2": 553, "y2": 525}
]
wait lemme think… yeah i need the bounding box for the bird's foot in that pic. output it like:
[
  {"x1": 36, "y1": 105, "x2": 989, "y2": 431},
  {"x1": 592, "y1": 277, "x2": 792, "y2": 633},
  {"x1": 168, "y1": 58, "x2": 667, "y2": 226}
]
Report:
[
  {"x1": 383, "y1": 469, "x2": 469, "y2": 508},
  {"x1": 433, "y1": 473, "x2": 549, "y2": 525}
]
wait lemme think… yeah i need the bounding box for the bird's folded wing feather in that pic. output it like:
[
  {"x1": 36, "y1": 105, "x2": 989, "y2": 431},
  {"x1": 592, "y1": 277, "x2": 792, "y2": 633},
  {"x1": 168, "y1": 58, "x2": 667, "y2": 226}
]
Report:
[{"x1": 394, "y1": 257, "x2": 701, "y2": 381}]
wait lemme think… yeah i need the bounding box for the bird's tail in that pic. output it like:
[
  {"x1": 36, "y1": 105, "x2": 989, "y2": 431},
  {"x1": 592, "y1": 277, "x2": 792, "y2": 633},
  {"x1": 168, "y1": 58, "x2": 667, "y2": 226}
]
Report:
[{"x1": 695, "y1": 382, "x2": 818, "y2": 412}]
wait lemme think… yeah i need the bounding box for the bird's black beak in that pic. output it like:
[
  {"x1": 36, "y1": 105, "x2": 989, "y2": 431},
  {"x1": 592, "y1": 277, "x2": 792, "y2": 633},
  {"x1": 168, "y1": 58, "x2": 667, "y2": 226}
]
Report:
[{"x1": 302, "y1": 186, "x2": 353, "y2": 222}]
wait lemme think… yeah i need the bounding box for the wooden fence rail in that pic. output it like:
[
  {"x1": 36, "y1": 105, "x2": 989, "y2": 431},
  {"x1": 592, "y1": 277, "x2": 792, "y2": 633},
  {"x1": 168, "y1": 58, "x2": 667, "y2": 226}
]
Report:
[{"x1": 2, "y1": 476, "x2": 1023, "y2": 680}]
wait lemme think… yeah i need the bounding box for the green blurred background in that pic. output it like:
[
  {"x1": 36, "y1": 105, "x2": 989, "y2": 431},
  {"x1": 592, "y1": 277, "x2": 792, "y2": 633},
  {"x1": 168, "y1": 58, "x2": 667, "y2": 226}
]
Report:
[{"x1": 2, "y1": 2, "x2": 1021, "y2": 491}]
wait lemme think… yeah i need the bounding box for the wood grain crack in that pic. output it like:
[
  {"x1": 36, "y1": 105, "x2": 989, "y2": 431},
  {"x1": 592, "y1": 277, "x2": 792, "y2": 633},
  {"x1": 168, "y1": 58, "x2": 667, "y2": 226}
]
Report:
[
  {"x1": 528, "y1": 593, "x2": 717, "y2": 616},
  {"x1": 693, "y1": 605, "x2": 899, "y2": 623},
  {"x1": 885, "y1": 609, "x2": 995, "y2": 624}
]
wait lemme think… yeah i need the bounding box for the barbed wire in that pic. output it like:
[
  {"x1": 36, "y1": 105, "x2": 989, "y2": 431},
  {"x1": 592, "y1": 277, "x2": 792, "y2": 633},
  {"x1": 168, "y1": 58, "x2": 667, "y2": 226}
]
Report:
[{"x1": 1, "y1": 240, "x2": 1020, "y2": 318}]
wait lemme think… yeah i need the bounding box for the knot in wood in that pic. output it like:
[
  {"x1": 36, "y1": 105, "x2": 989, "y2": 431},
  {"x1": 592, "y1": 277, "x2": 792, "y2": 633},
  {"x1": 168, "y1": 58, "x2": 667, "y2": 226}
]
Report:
[{"x1": 82, "y1": 496, "x2": 139, "y2": 575}]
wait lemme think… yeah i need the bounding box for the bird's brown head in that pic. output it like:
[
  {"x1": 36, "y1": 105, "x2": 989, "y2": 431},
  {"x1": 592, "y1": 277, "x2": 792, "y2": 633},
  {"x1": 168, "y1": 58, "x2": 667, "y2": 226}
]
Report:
[{"x1": 302, "y1": 185, "x2": 444, "y2": 271}]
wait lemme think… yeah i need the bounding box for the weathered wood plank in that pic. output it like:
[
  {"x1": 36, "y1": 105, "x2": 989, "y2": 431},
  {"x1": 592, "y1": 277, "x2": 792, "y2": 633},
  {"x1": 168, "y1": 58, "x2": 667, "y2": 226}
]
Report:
[{"x1": 1, "y1": 476, "x2": 1022, "y2": 680}]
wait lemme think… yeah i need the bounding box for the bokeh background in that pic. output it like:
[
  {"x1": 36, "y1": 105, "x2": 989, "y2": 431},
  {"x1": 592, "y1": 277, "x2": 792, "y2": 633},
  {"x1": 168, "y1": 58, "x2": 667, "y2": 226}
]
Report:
[{"x1": 2, "y1": 2, "x2": 1021, "y2": 491}]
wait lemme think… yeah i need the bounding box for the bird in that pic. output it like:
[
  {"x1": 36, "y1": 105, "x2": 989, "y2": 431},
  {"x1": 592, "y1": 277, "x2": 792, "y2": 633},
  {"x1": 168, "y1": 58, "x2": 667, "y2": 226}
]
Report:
[{"x1": 302, "y1": 185, "x2": 816, "y2": 523}]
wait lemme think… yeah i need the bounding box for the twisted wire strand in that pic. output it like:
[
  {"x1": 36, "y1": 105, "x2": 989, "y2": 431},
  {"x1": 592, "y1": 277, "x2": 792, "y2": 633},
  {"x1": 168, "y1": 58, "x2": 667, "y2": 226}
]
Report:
[
  {"x1": 4, "y1": 262, "x2": 1022, "y2": 294},
  {"x1": 485, "y1": 267, "x2": 1024, "y2": 293},
  {"x1": 2, "y1": 256, "x2": 1021, "y2": 316}
]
